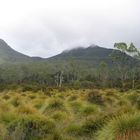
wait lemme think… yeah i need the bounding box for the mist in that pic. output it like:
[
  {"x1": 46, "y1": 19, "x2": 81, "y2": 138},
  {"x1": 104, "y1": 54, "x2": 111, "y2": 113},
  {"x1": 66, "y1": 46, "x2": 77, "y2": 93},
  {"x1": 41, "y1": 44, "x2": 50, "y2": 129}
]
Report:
[{"x1": 0, "y1": 0, "x2": 140, "y2": 57}]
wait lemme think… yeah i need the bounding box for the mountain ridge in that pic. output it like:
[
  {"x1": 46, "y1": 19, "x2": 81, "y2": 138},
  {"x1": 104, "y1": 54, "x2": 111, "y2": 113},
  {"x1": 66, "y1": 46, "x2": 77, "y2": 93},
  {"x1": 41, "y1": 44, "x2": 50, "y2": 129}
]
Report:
[
  {"x1": 0, "y1": 39, "x2": 139, "y2": 67},
  {"x1": 0, "y1": 39, "x2": 44, "y2": 64}
]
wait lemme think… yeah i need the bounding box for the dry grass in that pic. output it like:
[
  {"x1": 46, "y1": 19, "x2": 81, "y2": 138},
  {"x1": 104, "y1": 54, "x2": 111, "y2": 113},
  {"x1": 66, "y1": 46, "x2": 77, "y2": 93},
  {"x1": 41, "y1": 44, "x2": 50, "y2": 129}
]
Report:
[{"x1": 0, "y1": 88, "x2": 139, "y2": 140}]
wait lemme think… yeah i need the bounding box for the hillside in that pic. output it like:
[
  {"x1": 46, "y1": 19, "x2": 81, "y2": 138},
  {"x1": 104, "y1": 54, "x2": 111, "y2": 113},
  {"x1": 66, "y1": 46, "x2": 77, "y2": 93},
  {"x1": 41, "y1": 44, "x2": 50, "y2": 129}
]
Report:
[
  {"x1": 0, "y1": 39, "x2": 31, "y2": 63},
  {"x1": 0, "y1": 39, "x2": 139, "y2": 88},
  {"x1": 0, "y1": 39, "x2": 138, "y2": 67},
  {"x1": 0, "y1": 39, "x2": 42, "y2": 64},
  {"x1": 48, "y1": 45, "x2": 139, "y2": 67}
]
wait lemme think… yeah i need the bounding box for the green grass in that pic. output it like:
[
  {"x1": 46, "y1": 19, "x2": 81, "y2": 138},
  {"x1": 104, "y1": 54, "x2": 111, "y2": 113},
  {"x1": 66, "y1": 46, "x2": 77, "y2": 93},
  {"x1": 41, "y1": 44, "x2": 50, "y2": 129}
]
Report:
[
  {"x1": 97, "y1": 113, "x2": 140, "y2": 140},
  {"x1": 0, "y1": 88, "x2": 139, "y2": 139}
]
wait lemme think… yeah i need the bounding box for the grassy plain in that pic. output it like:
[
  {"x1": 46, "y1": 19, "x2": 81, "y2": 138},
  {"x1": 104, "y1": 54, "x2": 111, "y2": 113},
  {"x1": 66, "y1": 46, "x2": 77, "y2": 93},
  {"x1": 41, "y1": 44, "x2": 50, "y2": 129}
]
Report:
[{"x1": 0, "y1": 88, "x2": 140, "y2": 140}]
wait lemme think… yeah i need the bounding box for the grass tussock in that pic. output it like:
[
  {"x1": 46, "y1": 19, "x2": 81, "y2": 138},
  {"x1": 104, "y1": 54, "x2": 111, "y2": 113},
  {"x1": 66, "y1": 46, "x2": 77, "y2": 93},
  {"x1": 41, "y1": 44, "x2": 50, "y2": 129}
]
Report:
[
  {"x1": 97, "y1": 113, "x2": 140, "y2": 140},
  {"x1": 0, "y1": 88, "x2": 139, "y2": 139}
]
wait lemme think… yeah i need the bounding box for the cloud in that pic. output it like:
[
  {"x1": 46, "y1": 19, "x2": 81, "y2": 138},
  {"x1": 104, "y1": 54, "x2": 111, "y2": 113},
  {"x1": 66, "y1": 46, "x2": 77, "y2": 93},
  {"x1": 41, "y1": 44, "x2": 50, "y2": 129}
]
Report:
[{"x1": 0, "y1": 0, "x2": 140, "y2": 57}]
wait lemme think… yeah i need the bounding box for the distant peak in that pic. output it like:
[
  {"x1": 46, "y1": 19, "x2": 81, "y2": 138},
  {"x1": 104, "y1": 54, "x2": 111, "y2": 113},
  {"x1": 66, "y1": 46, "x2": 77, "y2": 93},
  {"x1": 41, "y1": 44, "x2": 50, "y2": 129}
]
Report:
[
  {"x1": 0, "y1": 39, "x2": 7, "y2": 43},
  {"x1": 0, "y1": 39, "x2": 9, "y2": 47},
  {"x1": 62, "y1": 44, "x2": 102, "y2": 54},
  {"x1": 62, "y1": 46, "x2": 84, "y2": 53},
  {"x1": 87, "y1": 44, "x2": 101, "y2": 48}
]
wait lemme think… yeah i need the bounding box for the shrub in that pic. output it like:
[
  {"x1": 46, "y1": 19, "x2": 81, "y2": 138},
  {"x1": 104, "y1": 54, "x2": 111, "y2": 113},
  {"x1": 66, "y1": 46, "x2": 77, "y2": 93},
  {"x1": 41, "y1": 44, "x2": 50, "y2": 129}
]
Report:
[
  {"x1": 68, "y1": 95, "x2": 78, "y2": 101},
  {"x1": 0, "y1": 101, "x2": 11, "y2": 112},
  {"x1": 80, "y1": 104, "x2": 100, "y2": 116},
  {"x1": 136, "y1": 98, "x2": 140, "y2": 109},
  {"x1": 80, "y1": 81, "x2": 94, "y2": 88},
  {"x1": 51, "y1": 111, "x2": 68, "y2": 121},
  {"x1": 15, "y1": 105, "x2": 38, "y2": 115},
  {"x1": 47, "y1": 99, "x2": 64, "y2": 110},
  {"x1": 69, "y1": 101, "x2": 83, "y2": 113},
  {"x1": 21, "y1": 84, "x2": 40, "y2": 92},
  {"x1": 10, "y1": 97, "x2": 21, "y2": 107},
  {"x1": 80, "y1": 117, "x2": 106, "y2": 136},
  {"x1": 43, "y1": 90, "x2": 52, "y2": 96},
  {"x1": 4, "y1": 116, "x2": 55, "y2": 140},
  {"x1": 2, "y1": 95, "x2": 10, "y2": 100},
  {"x1": 0, "y1": 112, "x2": 17, "y2": 125},
  {"x1": 127, "y1": 93, "x2": 139, "y2": 105},
  {"x1": 66, "y1": 124, "x2": 82, "y2": 136},
  {"x1": 34, "y1": 100, "x2": 44, "y2": 109},
  {"x1": 87, "y1": 91, "x2": 104, "y2": 105},
  {"x1": 97, "y1": 113, "x2": 140, "y2": 140},
  {"x1": 0, "y1": 124, "x2": 6, "y2": 140},
  {"x1": 21, "y1": 93, "x2": 27, "y2": 97},
  {"x1": 28, "y1": 94, "x2": 36, "y2": 100},
  {"x1": 58, "y1": 87, "x2": 67, "y2": 92}
]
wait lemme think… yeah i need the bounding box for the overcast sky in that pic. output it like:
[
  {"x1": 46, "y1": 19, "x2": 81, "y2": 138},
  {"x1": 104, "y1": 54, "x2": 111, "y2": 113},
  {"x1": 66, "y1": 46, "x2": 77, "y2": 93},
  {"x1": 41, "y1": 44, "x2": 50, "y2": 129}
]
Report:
[{"x1": 0, "y1": 0, "x2": 140, "y2": 58}]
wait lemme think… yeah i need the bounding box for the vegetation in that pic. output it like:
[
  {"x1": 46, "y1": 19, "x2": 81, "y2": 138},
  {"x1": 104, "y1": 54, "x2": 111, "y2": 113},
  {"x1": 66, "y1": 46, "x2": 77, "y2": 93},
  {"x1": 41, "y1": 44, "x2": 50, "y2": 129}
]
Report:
[
  {"x1": 0, "y1": 39, "x2": 140, "y2": 89},
  {"x1": 0, "y1": 40, "x2": 140, "y2": 139},
  {"x1": 0, "y1": 88, "x2": 138, "y2": 139}
]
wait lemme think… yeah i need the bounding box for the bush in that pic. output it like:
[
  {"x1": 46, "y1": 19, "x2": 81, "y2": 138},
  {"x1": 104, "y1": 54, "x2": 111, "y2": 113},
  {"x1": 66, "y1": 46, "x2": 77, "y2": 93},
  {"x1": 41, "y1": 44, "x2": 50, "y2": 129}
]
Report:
[
  {"x1": 127, "y1": 93, "x2": 139, "y2": 105},
  {"x1": 0, "y1": 112, "x2": 17, "y2": 125},
  {"x1": 10, "y1": 97, "x2": 21, "y2": 107},
  {"x1": 0, "y1": 101, "x2": 11, "y2": 112},
  {"x1": 15, "y1": 105, "x2": 37, "y2": 115},
  {"x1": 47, "y1": 99, "x2": 64, "y2": 110},
  {"x1": 68, "y1": 95, "x2": 78, "y2": 101},
  {"x1": 87, "y1": 91, "x2": 104, "y2": 105},
  {"x1": 4, "y1": 115, "x2": 55, "y2": 140},
  {"x1": 80, "y1": 104, "x2": 100, "y2": 116},
  {"x1": 80, "y1": 81, "x2": 94, "y2": 88},
  {"x1": 69, "y1": 101, "x2": 83, "y2": 113},
  {"x1": 21, "y1": 84, "x2": 40, "y2": 92},
  {"x1": 34, "y1": 100, "x2": 44, "y2": 109},
  {"x1": 97, "y1": 113, "x2": 140, "y2": 140},
  {"x1": 51, "y1": 111, "x2": 68, "y2": 121},
  {"x1": 66, "y1": 124, "x2": 82, "y2": 136},
  {"x1": 80, "y1": 117, "x2": 106, "y2": 136},
  {"x1": 2, "y1": 95, "x2": 10, "y2": 100},
  {"x1": 28, "y1": 94, "x2": 36, "y2": 100}
]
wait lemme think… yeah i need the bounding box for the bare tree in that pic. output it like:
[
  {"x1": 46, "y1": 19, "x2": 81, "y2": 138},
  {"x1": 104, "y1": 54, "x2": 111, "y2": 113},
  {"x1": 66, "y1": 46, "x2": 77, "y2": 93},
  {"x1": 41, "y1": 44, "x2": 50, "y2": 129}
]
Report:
[{"x1": 54, "y1": 71, "x2": 64, "y2": 87}]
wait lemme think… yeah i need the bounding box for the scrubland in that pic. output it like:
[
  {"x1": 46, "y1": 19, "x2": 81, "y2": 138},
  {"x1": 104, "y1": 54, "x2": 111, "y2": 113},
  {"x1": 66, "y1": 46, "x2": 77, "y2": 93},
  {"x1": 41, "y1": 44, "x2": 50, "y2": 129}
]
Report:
[{"x1": 0, "y1": 88, "x2": 140, "y2": 140}]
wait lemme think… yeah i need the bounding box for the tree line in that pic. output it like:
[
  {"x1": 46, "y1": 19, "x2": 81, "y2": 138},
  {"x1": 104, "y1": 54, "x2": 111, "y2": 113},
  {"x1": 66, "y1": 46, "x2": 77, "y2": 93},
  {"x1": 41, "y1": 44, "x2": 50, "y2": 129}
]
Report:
[{"x1": 0, "y1": 42, "x2": 139, "y2": 89}]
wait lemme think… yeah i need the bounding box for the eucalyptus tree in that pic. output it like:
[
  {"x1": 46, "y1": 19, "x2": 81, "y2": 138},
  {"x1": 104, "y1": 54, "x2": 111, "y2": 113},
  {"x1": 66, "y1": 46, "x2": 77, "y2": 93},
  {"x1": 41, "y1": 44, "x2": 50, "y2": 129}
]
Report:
[
  {"x1": 98, "y1": 61, "x2": 109, "y2": 87},
  {"x1": 110, "y1": 42, "x2": 139, "y2": 88}
]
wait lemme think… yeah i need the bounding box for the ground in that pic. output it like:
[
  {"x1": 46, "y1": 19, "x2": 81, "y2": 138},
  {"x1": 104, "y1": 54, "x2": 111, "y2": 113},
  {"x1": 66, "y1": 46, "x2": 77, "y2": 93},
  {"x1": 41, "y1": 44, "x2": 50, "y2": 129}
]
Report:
[{"x1": 0, "y1": 88, "x2": 140, "y2": 140}]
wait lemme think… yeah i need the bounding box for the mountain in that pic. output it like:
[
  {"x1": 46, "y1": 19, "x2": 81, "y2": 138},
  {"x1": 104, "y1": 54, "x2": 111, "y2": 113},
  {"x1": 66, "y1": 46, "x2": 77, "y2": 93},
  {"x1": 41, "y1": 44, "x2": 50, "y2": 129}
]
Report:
[
  {"x1": 0, "y1": 39, "x2": 31, "y2": 64},
  {"x1": 48, "y1": 45, "x2": 139, "y2": 67},
  {"x1": 0, "y1": 39, "x2": 138, "y2": 68},
  {"x1": 0, "y1": 39, "x2": 139, "y2": 86},
  {"x1": 0, "y1": 39, "x2": 43, "y2": 64}
]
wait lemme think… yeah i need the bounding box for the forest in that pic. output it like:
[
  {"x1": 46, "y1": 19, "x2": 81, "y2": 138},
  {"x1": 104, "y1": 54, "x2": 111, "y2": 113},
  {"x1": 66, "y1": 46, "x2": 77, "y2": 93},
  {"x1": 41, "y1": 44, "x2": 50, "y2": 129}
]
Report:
[
  {"x1": 0, "y1": 42, "x2": 139, "y2": 90},
  {"x1": 0, "y1": 0, "x2": 140, "y2": 139},
  {"x1": 0, "y1": 42, "x2": 139, "y2": 140}
]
